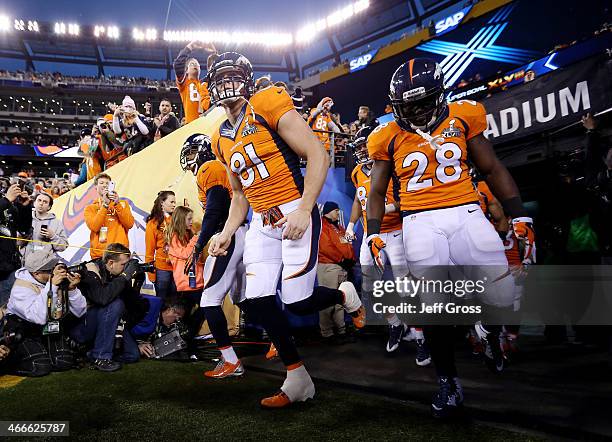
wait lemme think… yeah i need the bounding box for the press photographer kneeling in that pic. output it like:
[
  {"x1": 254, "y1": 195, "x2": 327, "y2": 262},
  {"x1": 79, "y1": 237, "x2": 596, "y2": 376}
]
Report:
[
  {"x1": 72, "y1": 243, "x2": 150, "y2": 372},
  {"x1": 3, "y1": 250, "x2": 86, "y2": 377}
]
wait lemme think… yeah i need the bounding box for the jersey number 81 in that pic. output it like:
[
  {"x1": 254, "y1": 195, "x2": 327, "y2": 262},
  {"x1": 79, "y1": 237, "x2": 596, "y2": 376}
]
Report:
[{"x1": 230, "y1": 143, "x2": 270, "y2": 187}]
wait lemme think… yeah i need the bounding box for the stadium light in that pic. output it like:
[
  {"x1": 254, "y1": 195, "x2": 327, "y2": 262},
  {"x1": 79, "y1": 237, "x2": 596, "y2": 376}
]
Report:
[
  {"x1": 0, "y1": 15, "x2": 10, "y2": 32},
  {"x1": 54, "y1": 22, "x2": 66, "y2": 34},
  {"x1": 296, "y1": 0, "x2": 369, "y2": 44},
  {"x1": 163, "y1": 29, "x2": 293, "y2": 47},
  {"x1": 133, "y1": 27, "x2": 156, "y2": 41}
]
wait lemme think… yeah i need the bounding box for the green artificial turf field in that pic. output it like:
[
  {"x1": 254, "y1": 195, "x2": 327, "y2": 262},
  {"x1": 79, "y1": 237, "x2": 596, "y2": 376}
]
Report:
[{"x1": 0, "y1": 360, "x2": 537, "y2": 441}]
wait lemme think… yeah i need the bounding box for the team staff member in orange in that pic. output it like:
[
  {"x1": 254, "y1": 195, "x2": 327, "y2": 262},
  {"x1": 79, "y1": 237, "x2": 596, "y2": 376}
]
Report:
[
  {"x1": 173, "y1": 40, "x2": 216, "y2": 124},
  {"x1": 366, "y1": 58, "x2": 535, "y2": 418},
  {"x1": 84, "y1": 173, "x2": 135, "y2": 260},
  {"x1": 207, "y1": 52, "x2": 363, "y2": 409},
  {"x1": 145, "y1": 190, "x2": 176, "y2": 299}
]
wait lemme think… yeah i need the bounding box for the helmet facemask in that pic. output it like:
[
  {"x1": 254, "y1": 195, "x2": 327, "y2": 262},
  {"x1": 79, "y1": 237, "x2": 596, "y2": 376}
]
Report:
[
  {"x1": 391, "y1": 89, "x2": 446, "y2": 131},
  {"x1": 209, "y1": 66, "x2": 249, "y2": 106},
  {"x1": 350, "y1": 138, "x2": 372, "y2": 164}
]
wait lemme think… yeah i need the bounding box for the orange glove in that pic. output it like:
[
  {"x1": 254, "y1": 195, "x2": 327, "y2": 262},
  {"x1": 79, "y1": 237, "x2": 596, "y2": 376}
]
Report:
[
  {"x1": 511, "y1": 217, "x2": 536, "y2": 264},
  {"x1": 366, "y1": 234, "x2": 387, "y2": 275}
]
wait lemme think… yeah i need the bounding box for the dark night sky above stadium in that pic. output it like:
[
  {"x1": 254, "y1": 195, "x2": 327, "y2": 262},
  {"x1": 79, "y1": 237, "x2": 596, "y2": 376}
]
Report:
[{"x1": 6, "y1": 0, "x2": 348, "y2": 30}]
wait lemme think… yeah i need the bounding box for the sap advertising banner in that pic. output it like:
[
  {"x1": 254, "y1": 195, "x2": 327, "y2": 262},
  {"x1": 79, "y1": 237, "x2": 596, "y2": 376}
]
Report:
[
  {"x1": 349, "y1": 49, "x2": 378, "y2": 73},
  {"x1": 482, "y1": 57, "x2": 612, "y2": 144}
]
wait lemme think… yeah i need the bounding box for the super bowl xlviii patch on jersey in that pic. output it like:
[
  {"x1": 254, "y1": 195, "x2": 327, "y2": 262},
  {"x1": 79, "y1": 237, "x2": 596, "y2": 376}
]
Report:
[
  {"x1": 242, "y1": 122, "x2": 258, "y2": 137},
  {"x1": 441, "y1": 119, "x2": 462, "y2": 138}
]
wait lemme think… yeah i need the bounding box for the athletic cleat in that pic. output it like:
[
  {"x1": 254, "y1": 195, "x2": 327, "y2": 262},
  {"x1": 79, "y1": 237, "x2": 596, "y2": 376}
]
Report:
[
  {"x1": 386, "y1": 323, "x2": 407, "y2": 352},
  {"x1": 204, "y1": 359, "x2": 245, "y2": 379},
  {"x1": 502, "y1": 332, "x2": 519, "y2": 357},
  {"x1": 261, "y1": 390, "x2": 292, "y2": 409},
  {"x1": 482, "y1": 333, "x2": 506, "y2": 374},
  {"x1": 266, "y1": 343, "x2": 278, "y2": 360},
  {"x1": 468, "y1": 328, "x2": 484, "y2": 356},
  {"x1": 431, "y1": 376, "x2": 464, "y2": 418},
  {"x1": 415, "y1": 339, "x2": 431, "y2": 366},
  {"x1": 339, "y1": 281, "x2": 365, "y2": 329}
]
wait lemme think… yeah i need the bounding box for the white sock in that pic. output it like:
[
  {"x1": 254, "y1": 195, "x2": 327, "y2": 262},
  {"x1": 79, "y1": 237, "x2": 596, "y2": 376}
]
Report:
[
  {"x1": 414, "y1": 328, "x2": 424, "y2": 340},
  {"x1": 220, "y1": 346, "x2": 238, "y2": 364},
  {"x1": 282, "y1": 365, "x2": 315, "y2": 402},
  {"x1": 387, "y1": 314, "x2": 401, "y2": 327}
]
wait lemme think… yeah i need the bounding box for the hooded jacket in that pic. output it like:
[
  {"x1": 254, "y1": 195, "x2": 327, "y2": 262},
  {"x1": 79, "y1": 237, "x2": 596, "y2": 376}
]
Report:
[
  {"x1": 6, "y1": 267, "x2": 87, "y2": 325},
  {"x1": 22, "y1": 210, "x2": 69, "y2": 263}
]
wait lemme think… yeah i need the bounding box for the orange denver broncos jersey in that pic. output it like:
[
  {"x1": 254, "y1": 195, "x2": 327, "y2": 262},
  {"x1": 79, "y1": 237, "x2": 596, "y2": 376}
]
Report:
[
  {"x1": 351, "y1": 164, "x2": 401, "y2": 234},
  {"x1": 309, "y1": 110, "x2": 333, "y2": 150},
  {"x1": 177, "y1": 77, "x2": 201, "y2": 124},
  {"x1": 212, "y1": 86, "x2": 302, "y2": 213},
  {"x1": 199, "y1": 81, "x2": 211, "y2": 114},
  {"x1": 196, "y1": 159, "x2": 233, "y2": 210},
  {"x1": 368, "y1": 100, "x2": 486, "y2": 212}
]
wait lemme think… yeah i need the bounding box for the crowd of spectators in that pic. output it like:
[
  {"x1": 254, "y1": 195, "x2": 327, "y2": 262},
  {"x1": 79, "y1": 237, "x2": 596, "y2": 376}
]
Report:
[
  {"x1": 0, "y1": 134, "x2": 74, "y2": 146},
  {"x1": 0, "y1": 70, "x2": 172, "y2": 89}
]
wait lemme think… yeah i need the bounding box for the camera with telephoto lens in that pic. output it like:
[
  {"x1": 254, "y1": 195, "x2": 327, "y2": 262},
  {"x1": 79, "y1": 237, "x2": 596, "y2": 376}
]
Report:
[
  {"x1": 0, "y1": 331, "x2": 23, "y2": 349},
  {"x1": 137, "y1": 262, "x2": 155, "y2": 273},
  {"x1": 152, "y1": 320, "x2": 189, "y2": 358}
]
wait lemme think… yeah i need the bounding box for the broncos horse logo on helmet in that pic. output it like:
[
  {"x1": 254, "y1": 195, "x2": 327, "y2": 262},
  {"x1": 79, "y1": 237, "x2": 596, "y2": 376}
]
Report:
[
  {"x1": 180, "y1": 133, "x2": 215, "y2": 175},
  {"x1": 389, "y1": 58, "x2": 448, "y2": 132},
  {"x1": 348, "y1": 125, "x2": 375, "y2": 165},
  {"x1": 207, "y1": 52, "x2": 255, "y2": 106}
]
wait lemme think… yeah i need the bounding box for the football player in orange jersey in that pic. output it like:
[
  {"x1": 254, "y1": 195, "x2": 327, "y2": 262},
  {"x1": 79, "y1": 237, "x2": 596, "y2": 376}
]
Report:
[
  {"x1": 179, "y1": 133, "x2": 247, "y2": 379},
  {"x1": 173, "y1": 40, "x2": 216, "y2": 124},
  {"x1": 206, "y1": 52, "x2": 364, "y2": 409},
  {"x1": 367, "y1": 58, "x2": 535, "y2": 418},
  {"x1": 308, "y1": 97, "x2": 341, "y2": 151},
  {"x1": 346, "y1": 125, "x2": 430, "y2": 364}
]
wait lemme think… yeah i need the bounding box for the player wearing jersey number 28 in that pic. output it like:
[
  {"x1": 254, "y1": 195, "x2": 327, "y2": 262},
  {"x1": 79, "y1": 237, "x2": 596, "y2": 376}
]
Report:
[
  {"x1": 206, "y1": 52, "x2": 364, "y2": 409},
  {"x1": 366, "y1": 58, "x2": 535, "y2": 418}
]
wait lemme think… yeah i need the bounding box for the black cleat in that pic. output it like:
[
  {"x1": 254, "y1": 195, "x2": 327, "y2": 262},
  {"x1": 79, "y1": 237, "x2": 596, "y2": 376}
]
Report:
[
  {"x1": 91, "y1": 358, "x2": 121, "y2": 372},
  {"x1": 386, "y1": 323, "x2": 407, "y2": 353},
  {"x1": 431, "y1": 376, "x2": 464, "y2": 419}
]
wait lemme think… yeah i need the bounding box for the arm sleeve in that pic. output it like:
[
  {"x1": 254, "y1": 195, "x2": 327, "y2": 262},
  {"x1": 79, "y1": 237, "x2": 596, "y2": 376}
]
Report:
[
  {"x1": 84, "y1": 204, "x2": 107, "y2": 233},
  {"x1": 259, "y1": 87, "x2": 295, "y2": 131},
  {"x1": 196, "y1": 185, "x2": 231, "y2": 249},
  {"x1": 68, "y1": 288, "x2": 87, "y2": 318},
  {"x1": 114, "y1": 201, "x2": 135, "y2": 230},
  {"x1": 134, "y1": 116, "x2": 150, "y2": 136},
  {"x1": 173, "y1": 46, "x2": 193, "y2": 84},
  {"x1": 50, "y1": 219, "x2": 69, "y2": 252},
  {"x1": 464, "y1": 101, "x2": 488, "y2": 140},
  {"x1": 79, "y1": 271, "x2": 128, "y2": 306},
  {"x1": 145, "y1": 221, "x2": 156, "y2": 264},
  {"x1": 112, "y1": 115, "x2": 122, "y2": 135}
]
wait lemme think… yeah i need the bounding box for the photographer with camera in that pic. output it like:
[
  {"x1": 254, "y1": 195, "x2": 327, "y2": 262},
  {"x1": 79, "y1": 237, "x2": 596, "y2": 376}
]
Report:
[
  {"x1": 0, "y1": 182, "x2": 33, "y2": 306},
  {"x1": 22, "y1": 192, "x2": 68, "y2": 264},
  {"x1": 129, "y1": 297, "x2": 189, "y2": 360},
  {"x1": 112, "y1": 95, "x2": 154, "y2": 156},
  {"x1": 72, "y1": 243, "x2": 149, "y2": 372},
  {"x1": 84, "y1": 173, "x2": 135, "y2": 260},
  {"x1": 4, "y1": 249, "x2": 86, "y2": 377}
]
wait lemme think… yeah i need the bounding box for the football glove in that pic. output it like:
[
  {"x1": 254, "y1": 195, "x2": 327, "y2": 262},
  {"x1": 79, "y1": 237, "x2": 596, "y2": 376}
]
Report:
[
  {"x1": 512, "y1": 217, "x2": 536, "y2": 264},
  {"x1": 366, "y1": 234, "x2": 387, "y2": 276},
  {"x1": 345, "y1": 222, "x2": 356, "y2": 242}
]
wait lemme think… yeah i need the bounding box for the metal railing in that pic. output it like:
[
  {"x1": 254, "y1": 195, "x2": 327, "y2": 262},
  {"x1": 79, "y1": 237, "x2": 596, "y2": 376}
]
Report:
[{"x1": 310, "y1": 129, "x2": 355, "y2": 169}]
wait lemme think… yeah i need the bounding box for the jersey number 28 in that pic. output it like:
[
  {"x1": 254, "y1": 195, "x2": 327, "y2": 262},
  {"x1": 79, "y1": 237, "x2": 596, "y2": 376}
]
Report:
[{"x1": 402, "y1": 142, "x2": 463, "y2": 191}]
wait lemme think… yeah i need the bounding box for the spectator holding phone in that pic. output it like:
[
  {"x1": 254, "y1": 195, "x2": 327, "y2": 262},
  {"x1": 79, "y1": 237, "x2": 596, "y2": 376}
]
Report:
[
  {"x1": 22, "y1": 193, "x2": 68, "y2": 264},
  {"x1": 84, "y1": 173, "x2": 135, "y2": 259}
]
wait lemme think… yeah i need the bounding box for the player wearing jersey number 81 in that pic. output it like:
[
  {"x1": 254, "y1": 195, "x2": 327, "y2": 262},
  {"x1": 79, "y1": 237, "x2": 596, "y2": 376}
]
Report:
[{"x1": 206, "y1": 52, "x2": 364, "y2": 409}]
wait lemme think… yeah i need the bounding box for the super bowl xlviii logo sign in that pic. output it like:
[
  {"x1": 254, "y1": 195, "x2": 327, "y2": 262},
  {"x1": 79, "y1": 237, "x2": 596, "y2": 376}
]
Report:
[{"x1": 417, "y1": 4, "x2": 540, "y2": 87}]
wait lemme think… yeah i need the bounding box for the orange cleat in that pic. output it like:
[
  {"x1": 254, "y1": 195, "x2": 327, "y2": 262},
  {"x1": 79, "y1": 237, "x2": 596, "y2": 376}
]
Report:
[
  {"x1": 265, "y1": 343, "x2": 278, "y2": 360},
  {"x1": 350, "y1": 306, "x2": 366, "y2": 329},
  {"x1": 204, "y1": 359, "x2": 245, "y2": 379},
  {"x1": 260, "y1": 390, "x2": 292, "y2": 409}
]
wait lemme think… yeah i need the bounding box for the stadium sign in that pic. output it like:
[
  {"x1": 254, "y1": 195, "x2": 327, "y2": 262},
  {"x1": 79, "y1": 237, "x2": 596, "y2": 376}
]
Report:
[
  {"x1": 349, "y1": 49, "x2": 378, "y2": 73},
  {"x1": 482, "y1": 57, "x2": 610, "y2": 144},
  {"x1": 434, "y1": 5, "x2": 472, "y2": 35}
]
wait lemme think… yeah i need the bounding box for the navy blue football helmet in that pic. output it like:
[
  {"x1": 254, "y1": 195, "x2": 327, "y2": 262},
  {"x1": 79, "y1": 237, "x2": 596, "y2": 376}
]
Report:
[
  {"x1": 348, "y1": 125, "x2": 375, "y2": 164},
  {"x1": 180, "y1": 133, "x2": 215, "y2": 174},
  {"x1": 207, "y1": 52, "x2": 255, "y2": 106},
  {"x1": 389, "y1": 58, "x2": 447, "y2": 132}
]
